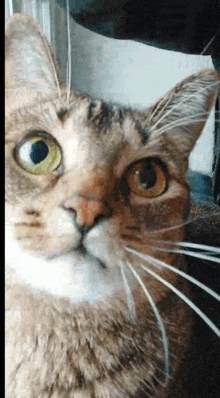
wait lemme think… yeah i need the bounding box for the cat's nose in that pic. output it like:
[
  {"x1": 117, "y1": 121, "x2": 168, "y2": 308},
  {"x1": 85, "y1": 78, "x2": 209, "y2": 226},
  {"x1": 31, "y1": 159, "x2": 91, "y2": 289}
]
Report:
[{"x1": 63, "y1": 196, "x2": 110, "y2": 232}]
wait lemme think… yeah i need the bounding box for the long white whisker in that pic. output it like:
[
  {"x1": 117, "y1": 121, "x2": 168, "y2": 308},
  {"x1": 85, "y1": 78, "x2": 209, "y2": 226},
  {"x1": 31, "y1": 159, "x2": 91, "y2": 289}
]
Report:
[
  {"x1": 125, "y1": 247, "x2": 220, "y2": 302},
  {"x1": 139, "y1": 263, "x2": 220, "y2": 338},
  {"x1": 66, "y1": 0, "x2": 71, "y2": 107},
  {"x1": 134, "y1": 242, "x2": 220, "y2": 264},
  {"x1": 178, "y1": 242, "x2": 220, "y2": 254},
  {"x1": 144, "y1": 239, "x2": 220, "y2": 255},
  {"x1": 171, "y1": 249, "x2": 220, "y2": 264},
  {"x1": 149, "y1": 79, "x2": 219, "y2": 133},
  {"x1": 152, "y1": 241, "x2": 220, "y2": 255},
  {"x1": 125, "y1": 261, "x2": 169, "y2": 381},
  {"x1": 144, "y1": 240, "x2": 220, "y2": 258},
  {"x1": 119, "y1": 261, "x2": 136, "y2": 322}
]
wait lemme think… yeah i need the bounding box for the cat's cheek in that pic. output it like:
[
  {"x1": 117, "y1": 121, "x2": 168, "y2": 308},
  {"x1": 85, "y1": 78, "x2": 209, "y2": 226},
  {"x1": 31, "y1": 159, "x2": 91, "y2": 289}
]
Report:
[
  {"x1": 5, "y1": 208, "x2": 77, "y2": 260},
  {"x1": 5, "y1": 167, "x2": 57, "y2": 203},
  {"x1": 42, "y1": 207, "x2": 75, "y2": 235}
]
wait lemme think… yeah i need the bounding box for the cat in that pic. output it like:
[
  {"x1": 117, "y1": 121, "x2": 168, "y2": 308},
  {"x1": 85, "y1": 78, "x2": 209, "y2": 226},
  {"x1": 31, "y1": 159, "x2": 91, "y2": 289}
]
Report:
[{"x1": 5, "y1": 13, "x2": 220, "y2": 398}]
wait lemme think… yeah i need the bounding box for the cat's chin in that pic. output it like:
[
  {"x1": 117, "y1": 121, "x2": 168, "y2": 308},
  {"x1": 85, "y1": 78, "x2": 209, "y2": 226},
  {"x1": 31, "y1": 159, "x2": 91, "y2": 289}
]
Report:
[
  {"x1": 6, "y1": 235, "x2": 124, "y2": 304},
  {"x1": 6, "y1": 217, "x2": 127, "y2": 304}
]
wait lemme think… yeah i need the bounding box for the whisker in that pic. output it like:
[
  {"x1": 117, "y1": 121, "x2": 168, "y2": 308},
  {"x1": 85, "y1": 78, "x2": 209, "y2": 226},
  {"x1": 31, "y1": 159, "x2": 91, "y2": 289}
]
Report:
[
  {"x1": 150, "y1": 102, "x2": 218, "y2": 125},
  {"x1": 152, "y1": 114, "x2": 213, "y2": 137},
  {"x1": 179, "y1": 242, "x2": 220, "y2": 253},
  {"x1": 156, "y1": 241, "x2": 220, "y2": 255},
  {"x1": 138, "y1": 263, "x2": 220, "y2": 338},
  {"x1": 149, "y1": 79, "x2": 219, "y2": 133},
  {"x1": 125, "y1": 247, "x2": 220, "y2": 302},
  {"x1": 200, "y1": 32, "x2": 218, "y2": 55},
  {"x1": 141, "y1": 220, "x2": 191, "y2": 237},
  {"x1": 42, "y1": 36, "x2": 61, "y2": 100},
  {"x1": 143, "y1": 240, "x2": 220, "y2": 257},
  {"x1": 138, "y1": 211, "x2": 218, "y2": 238},
  {"x1": 119, "y1": 261, "x2": 136, "y2": 322},
  {"x1": 133, "y1": 242, "x2": 220, "y2": 263},
  {"x1": 66, "y1": 0, "x2": 71, "y2": 107},
  {"x1": 148, "y1": 95, "x2": 173, "y2": 123},
  {"x1": 154, "y1": 116, "x2": 220, "y2": 139},
  {"x1": 171, "y1": 249, "x2": 220, "y2": 264},
  {"x1": 198, "y1": 252, "x2": 219, "y2": 256},
  {"x1": 125, "y1": 261, "x2": 169, "y2": 381}
]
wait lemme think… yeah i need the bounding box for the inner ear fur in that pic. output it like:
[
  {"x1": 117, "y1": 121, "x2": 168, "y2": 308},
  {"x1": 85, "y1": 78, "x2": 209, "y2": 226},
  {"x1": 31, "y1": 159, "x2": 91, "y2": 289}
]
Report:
[
  {"x1": 5, "y1": 13, "x2": 61, "y2": 115},
  {"x1": 145, "y1": 69, "x2": 218, "y2": 157}
]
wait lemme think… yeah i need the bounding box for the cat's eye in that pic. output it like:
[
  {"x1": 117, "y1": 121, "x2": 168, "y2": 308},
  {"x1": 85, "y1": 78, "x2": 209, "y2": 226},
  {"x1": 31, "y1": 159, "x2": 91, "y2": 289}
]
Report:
[
  {"x1": 14, "y1": 133, "x2": 61, "y2": 175},
  {"x1": 125, "y1": 158, "x2": 167, "y2": 198}
]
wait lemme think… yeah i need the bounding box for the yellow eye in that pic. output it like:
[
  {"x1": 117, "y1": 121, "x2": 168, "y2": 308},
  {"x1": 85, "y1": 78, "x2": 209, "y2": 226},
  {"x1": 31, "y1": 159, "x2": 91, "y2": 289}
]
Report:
[
  {"x1": 126, "y1": 158, "x2": 167, "y2": 198},
  {"x1": 15, "y1": 133, "x2": 61, "y2": 175}
]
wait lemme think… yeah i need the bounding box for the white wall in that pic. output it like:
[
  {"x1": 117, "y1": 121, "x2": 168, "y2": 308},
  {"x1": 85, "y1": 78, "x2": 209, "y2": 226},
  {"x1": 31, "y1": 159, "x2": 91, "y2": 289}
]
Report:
[
  {"x1": 68, "y1": 19, "x2": 215, "y2": 176},
  {"x1": 6, "y1": 0, "x2": 215, "y2": 175}
]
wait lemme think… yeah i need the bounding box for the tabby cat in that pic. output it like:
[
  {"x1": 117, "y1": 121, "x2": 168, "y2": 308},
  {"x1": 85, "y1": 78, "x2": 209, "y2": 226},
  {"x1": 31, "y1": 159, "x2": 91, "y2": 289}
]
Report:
[{"x1": 5, "y1": 13, "x2": 220, "y2": 398}]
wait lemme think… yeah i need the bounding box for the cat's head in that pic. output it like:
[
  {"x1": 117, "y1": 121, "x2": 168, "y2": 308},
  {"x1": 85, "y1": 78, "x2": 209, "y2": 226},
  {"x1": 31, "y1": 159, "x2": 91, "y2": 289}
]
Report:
[
  {"x1": 5, "y1": 13, "x2": 219, "y2": 397},
  {"x1": 5, "y1": 14, "x2": 218, "y2": 306}
]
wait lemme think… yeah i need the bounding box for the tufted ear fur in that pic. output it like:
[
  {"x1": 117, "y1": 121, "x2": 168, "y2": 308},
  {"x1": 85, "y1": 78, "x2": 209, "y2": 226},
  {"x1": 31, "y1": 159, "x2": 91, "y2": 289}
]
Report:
[
  {"x1": 144, "y1": 69, "x2": 219, "y2": 161},
  {"x1": 5, "y1": 13, "x2": 61, "y2": 116}
]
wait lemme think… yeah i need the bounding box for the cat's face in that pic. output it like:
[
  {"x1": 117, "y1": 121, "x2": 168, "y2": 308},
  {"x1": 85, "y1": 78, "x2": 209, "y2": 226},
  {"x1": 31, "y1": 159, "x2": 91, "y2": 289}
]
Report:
[
  {"x1": 6, "y1": 89, "x2": 190, "y2": 303},
  {"x1": 5, "y1": 13, "x2": 218, "y2": 398}
]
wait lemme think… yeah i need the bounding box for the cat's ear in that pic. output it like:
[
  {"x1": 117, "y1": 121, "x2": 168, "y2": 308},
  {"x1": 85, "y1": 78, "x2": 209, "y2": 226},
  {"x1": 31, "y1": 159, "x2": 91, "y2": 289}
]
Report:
[
  {"x1": 5, "y1": 13, "x2": 61, "y2": 115},
  {"x1": 146, "y1": 69, "x2": 218, "y2": 158}
]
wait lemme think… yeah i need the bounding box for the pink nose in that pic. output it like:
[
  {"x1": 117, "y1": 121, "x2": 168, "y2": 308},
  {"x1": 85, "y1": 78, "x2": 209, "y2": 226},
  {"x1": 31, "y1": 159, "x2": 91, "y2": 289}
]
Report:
[{"x1": 64, "y1": 196, "x2": 109, "y2": 227}]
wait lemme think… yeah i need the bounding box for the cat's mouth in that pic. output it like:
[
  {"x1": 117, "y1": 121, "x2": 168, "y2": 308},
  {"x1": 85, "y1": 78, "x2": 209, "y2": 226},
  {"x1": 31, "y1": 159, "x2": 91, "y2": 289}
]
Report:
[
  {"x1": 77, "y1": 243, "x2": 107, "y2": 269},
  {"x1": 49, "y1": 242, "x2": 107, "y2": 269}
]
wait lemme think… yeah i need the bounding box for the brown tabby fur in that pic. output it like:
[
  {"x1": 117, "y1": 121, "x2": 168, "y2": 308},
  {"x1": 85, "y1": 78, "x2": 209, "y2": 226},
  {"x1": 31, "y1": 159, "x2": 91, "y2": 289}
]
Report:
[{"x1": 5, "y1": 13, "x2": 220, "y2": 398}]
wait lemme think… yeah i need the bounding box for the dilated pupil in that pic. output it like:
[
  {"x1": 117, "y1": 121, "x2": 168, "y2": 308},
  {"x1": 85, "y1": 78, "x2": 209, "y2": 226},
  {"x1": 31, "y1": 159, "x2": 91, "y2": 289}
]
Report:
[
  {"x1": 30, "y1": 140, "x2": 49, "y2": 164},
  {"x1": 138, "y1": 163, "x2": 157, "y2": 189}
]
